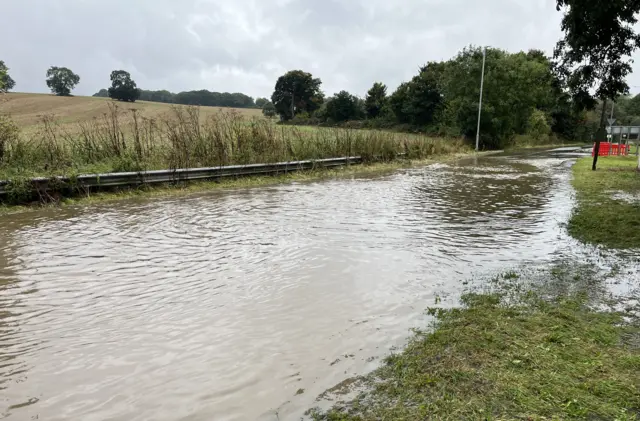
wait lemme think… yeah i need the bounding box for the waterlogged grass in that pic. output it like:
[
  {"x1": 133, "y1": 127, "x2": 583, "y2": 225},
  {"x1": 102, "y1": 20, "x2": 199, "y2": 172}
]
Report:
[
  {"x1": 0, "y1": 157, "x2": 470, "y2": 214},
  {"x1": 310, "y1": 270, "x2": 640, "y2": 421},
  {"x1": 569, "y1": 156, "x2": 640, "y2": 248}
]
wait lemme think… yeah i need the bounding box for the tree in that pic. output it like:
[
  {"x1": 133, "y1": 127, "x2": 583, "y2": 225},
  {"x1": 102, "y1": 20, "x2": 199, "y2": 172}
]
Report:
[
  {"x1": 442, "y1": 47, "x2": 557, "y2": 148},
  {"x1": 0, "y1": 61, "x2": 16, "y2": 93},
  {"x1": 255, "y1": 97, "x2": 269, "y2": 108},
  {"x1": 46, "y1": 67, "x2": 80, "y2": 96},
  {"x1": 271, "y1": 70, "x2": 324, "y2": 120},
  {"x1": 554, "y1": 0, "x2": 640, "y2": 111},
  {"x1": 325, "y1": 91, "x2": 362, "y2": 122},
  {"x1": 365, "y1": 82, "x2": 387, "y2": 119},
  {"x1": 92, "y1": 88, "x2": 109, "y2": 98},
  {"x1": 262, "y1": 102, "x2": 276, "y2": 119},
  {"x1": 108, "y1": 70, "x2": 140, "y2": 102},
  {"x1": 554, "y1": 0, "x2": 640, "y2": 169},
  {"x1": 388, "y1": 63, "x2": 444, "y2": 127}
]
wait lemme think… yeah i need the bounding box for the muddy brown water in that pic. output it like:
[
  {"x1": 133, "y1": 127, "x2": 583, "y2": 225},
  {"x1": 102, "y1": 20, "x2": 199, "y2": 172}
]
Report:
[{"x1": 0, "y1": 148, "x2": 633, "y2": 420}]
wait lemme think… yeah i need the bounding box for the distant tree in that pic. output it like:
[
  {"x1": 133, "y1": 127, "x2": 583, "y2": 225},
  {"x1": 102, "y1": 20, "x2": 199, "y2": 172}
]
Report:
[
  {"x1": 325, "y1": 90, "x2": 362, "y2": 122},
  {"x1": 262, "y1": 102, "x2": 276, "y2": 119},
  {"x1": 255, "y1": 97, "x2": 269, "y2": 108},
  {"x1": 46, "y1": 66, "x2": 80, "y2": 96},
  {"x1": 139, "y1": 89, "x2": 175, "y2": 103},
  {"x1": 271, "y1": 70, "x2": 324, "y2": 120},
  {"x1": 0, "y1": 61, "x2": 16, "y2": 93},
  {"x1": 364, "y1": 82, "x2": 387, "y2": 119},
  {"x1": 108, "y1": 70, "x2": 140, "y2": 102},
  {"x1": 92, "y1": 88, "x2": 109, "y2": 98},
  {"x1": 625, "y1": 93, "x2": 640, "y2": 116}
]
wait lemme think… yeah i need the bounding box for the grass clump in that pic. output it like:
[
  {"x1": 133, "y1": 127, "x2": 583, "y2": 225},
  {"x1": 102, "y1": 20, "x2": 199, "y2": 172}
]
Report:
[
  {"x1": 568, "y1": 156, "x2": 640, "y2": 249},
  {"x1": 311, "y1": 285, "x2": 640, "y2": 421}
]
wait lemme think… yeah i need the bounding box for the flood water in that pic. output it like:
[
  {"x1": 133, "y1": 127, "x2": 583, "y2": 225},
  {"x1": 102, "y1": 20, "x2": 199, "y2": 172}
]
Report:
[{"x1": 0, "y1": 148, "x2": 630, "y2": 420}]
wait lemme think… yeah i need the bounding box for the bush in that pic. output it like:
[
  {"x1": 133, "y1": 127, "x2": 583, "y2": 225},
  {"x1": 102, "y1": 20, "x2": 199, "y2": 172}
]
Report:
[{"x1": 527, "y1": 109, "x2": 551, "y2": 141}]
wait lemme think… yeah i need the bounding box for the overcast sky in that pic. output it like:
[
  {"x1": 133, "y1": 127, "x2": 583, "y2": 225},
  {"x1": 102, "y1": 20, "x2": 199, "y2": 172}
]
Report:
[{"x1": 2, "y1": 0, "x2": 640, "y2": 99}]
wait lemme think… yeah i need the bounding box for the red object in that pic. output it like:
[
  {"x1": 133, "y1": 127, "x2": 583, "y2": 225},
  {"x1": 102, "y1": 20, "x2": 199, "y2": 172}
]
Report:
[{"x1": 592, "y1": 142, "x2": 629, "y2": 156}]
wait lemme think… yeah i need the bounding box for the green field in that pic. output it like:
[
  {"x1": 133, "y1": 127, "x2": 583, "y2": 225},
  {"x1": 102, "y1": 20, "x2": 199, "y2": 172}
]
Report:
[{"x1": 569, "y1": 155, "x2": 640, "y2": 249}]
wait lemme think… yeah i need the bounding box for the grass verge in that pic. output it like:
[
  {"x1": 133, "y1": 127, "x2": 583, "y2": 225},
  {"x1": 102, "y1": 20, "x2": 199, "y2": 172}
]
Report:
[
  {"x1": 310, "y1": 268, "x2": 640, "y2": 421},
  {"x1": 568, "y1": 156, "x2": 640, "y2": 249}
]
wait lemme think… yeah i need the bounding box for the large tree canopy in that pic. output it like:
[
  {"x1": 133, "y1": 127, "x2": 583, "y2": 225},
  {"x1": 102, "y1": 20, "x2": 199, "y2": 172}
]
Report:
[
  {"x1": 46, "y1": 66, "x2": 80, "y2": 96},
  {"x1": 325, "y1": 90, "x2": 363, "y2": 123},
  {"x1": 364, "y1": 82, "x2": 387, "y2": 119},
  {"x1": 108, "y1": 70, "x2": 140, "y2": 102},
  {"x1": 442, "y1": 47, "x2": 558, "y2": 148},
  {"x1": 554, "y1": 0, "x2": 640, "y2": 110},
  {"x1": 0, "y1": 61, "x2": 16, "y2": 93},
  {"x1": 271, "y1": 70, "x2": 323, "y2": 120},
  {"x1": 390, "y1": 62, "x2": 445, "y2": 127}
]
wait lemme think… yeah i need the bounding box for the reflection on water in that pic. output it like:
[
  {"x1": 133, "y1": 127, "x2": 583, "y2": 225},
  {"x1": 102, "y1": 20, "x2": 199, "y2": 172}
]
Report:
[{"x1": 0, "y1": 149, "x2": 621, "y2": 420}]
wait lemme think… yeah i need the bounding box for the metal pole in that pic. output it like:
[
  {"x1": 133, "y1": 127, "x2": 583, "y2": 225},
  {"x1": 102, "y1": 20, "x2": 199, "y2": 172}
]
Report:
[
  {"x1": 475, "y1": 47, "x2": 486, "y2": 152},
  {"x1": 610, "y1": 102, "x2": 615, "y2": 156}
]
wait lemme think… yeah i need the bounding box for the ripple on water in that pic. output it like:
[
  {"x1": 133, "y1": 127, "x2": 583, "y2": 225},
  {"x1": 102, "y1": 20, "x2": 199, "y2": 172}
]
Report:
[{"x1": 0, "y1": 151, "x2": 612, "y2": 420}]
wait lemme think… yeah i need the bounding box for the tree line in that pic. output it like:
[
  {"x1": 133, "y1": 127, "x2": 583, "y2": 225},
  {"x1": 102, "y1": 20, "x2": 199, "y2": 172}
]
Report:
[
  {"x1": 265, "y1": 0, "x2": 640, "y2": 150},
  {"x1": 0, "y1": 62, "x2": 263, "y2": 108},
  {"x1": 266, "y1": 46, "x2": 640, "y2": 149},
  {"x1": 93, "y1": 88, "x2": 259, "y2": 108}
]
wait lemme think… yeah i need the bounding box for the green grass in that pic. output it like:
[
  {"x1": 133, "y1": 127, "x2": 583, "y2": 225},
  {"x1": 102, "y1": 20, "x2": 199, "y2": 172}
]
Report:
[
  {"x1": 568, "y1": 156, "x2": 640, "y2": 248},
  {"x1": 310, "y1": 269, "x2": 640, "y2": 421}
]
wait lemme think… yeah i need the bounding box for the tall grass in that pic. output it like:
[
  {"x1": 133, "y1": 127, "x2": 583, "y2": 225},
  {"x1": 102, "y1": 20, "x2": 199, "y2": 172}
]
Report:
[{"x1": 0, "y1": 104, "x2": 467, "y2": 178}]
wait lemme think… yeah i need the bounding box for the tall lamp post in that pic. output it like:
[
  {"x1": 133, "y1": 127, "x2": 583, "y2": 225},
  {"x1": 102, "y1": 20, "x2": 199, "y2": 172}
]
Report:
[{"x1": 475, "y1": 47, "x2": 487, "y2": 152}]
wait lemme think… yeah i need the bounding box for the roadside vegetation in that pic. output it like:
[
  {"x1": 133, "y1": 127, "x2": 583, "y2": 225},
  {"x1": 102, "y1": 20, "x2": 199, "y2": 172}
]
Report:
[
  {"x1": 310, "y1": 267, "x2": 640, "y2": 421},
  {"x1": 0, "y1": 103, "x2": 465, "y2": 180},
  {"x1": 569, "y1": 155, "x2": 640, "y2": 249}
]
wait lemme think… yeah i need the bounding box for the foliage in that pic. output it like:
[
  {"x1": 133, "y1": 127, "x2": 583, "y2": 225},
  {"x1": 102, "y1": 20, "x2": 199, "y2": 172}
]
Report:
[
  {"x1": 393, "y1": 62, "x2": 445, "y2": 127},
  {"x1": 93, "y1": 88, "x2": 255, "y2": 108},
  {"x1": 324, "y1": 91, "x2": 364, "y2": 122},
  {"x1": 569, "y1": 156, "x2": 640, "y2": 248},
  {"x1": 108, "y1": 70, "x2": 140, "y2": 102},
  {"x1": 0, "y1": 106, "x2": 467, "y2": 182},
  {"x1": 271, "y1": 70, "x2": 324, "y2": 120},
  {"x1": 92, "y1": 89, "x2": 109, "y2": 98},
  {"x1": 46, "y1": 66, "x2": 80, "y2": 96},
  {"x1": 364, "y1": 82, "x2": 387, "y2": 119},
  {"x1": 442, "y1": 47, "x2": 559, "y2": 149},
  {"x1": 0, "y1": 61, "x2": 16, "y2": 92},
  {"x1": 255, "y1": 97, "x2": 269, "y2": 108},
  {"x1": 0, "y1": 114, "x2": 19, "y2": 163},
  {"x1": 262, "y1": 102, "x2": 276, "y2": 119},
  {"x1": 554, "y1": 0, "x2": 640, "y2": 110},
  {"x1": 173, "y1": 90, "x2": 255, "y2": 107},
  {"x1": 527, "y1": 109, "x2": 552, "y2": 141}
]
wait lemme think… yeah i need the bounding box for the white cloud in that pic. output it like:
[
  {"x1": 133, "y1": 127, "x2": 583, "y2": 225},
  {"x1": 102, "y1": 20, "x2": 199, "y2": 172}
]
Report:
[{"x1": 2, "y1": 0, "x2": 640, "y2": 99}]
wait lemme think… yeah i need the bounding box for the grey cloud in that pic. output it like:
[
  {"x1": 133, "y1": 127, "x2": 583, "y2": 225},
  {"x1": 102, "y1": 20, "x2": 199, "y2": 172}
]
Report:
[{"x1": 2, "y1": 0, "x2": 640, "y2": 99}]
